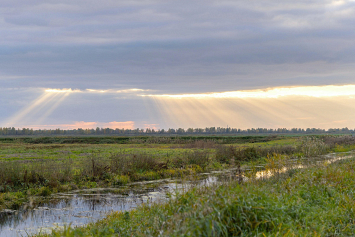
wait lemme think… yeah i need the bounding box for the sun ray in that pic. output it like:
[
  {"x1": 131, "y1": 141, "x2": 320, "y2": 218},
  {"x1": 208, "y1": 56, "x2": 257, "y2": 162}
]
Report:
[
  {"x1": 189, "y1": 98, "x2": 228, "y2": 126},
  {"x1": 26, "y1": 93, "x2": 62, "y2": 118},
  {"x1": 232, "y1": 98, "x2": 287, "y2": 126},
  {"x1": 146, "y1": 96, "x2": 172, "y2": 129},
  {"x1": 166, "y1": 98, "x2": 210, "y2": 127},
  {"x1": 146, "y1": 88, "x2": 355, "y2": 129},
  {"x1": 6, "y1": 90, "x2": 74, "y2": 127},
  {"x1": 6, "y1": 92, "x2": 54, "y2": 127},
  {"x1": 35, "y1": 92, "x2": 70, "y2": 125}
]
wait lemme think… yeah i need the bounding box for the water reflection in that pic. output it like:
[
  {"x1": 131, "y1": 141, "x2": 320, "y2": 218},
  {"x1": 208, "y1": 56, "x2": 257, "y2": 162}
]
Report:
[{"x1": 0, "y1": 177, "x2": 213, "y2": 237}]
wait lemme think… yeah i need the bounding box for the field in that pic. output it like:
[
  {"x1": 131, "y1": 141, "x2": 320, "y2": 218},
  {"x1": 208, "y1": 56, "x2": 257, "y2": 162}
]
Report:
[{"x1": 1, "y1": 135, "x2": 355, "y2": 236}]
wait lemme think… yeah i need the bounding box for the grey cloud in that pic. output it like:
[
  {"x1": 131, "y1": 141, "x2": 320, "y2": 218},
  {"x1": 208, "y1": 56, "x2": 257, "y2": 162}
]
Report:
[
  {"x1": 4, "y1": 15, "x2": 49, "y2": 26},
  {"x1": 0, "y1": 0, "x2": 355, "y2": 94},
  {"x1": 0, "y1": 0, "x2": 351, "y2": 44}
]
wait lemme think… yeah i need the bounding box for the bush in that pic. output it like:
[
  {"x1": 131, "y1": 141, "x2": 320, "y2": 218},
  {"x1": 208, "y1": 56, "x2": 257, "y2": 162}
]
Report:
[
  {"x1": 215, "y1": 146, "x2": 262, "y2": 164},
  {"x1": 113, "y1": 175, "x2": 130, "y2": 186},
  {"x1": 37, "y1": 187, "x2": 51, "y2": 196},
  {"x1": 109, "y1": 152, "x2": 161, "y2": 174},
  {"x1": 186, "y1": 150, "x2": 210, "y2": 169},
  {"x1": 215, "y1": 145, "x2": 236, "y2": 164},
  {"x1": 298, "y1": 136, "x2": 329, "y2": 157},
  {"x1": 322, "y1": 135, "x2": 355, "y2": 148}
]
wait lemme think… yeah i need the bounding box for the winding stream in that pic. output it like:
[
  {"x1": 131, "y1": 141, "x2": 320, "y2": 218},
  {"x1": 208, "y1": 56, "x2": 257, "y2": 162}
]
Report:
[
  {"x1": 0, "y1": 151, "x2": 353, "y2": 237},
  {"x1": 0, "y1": 176, "x2": 220, "y2": 236}
]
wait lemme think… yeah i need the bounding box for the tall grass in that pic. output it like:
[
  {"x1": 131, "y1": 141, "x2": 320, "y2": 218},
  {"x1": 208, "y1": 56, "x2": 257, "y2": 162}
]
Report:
[
  {"x1": 298, "y1": 136, "x2": 329, "y2": 157},
  {"x1": 0, "y1": 150, "x2": 215, "y2": 196},
  {"x1": 40, "y1": 155, "x2": 355, "y2": 236}
]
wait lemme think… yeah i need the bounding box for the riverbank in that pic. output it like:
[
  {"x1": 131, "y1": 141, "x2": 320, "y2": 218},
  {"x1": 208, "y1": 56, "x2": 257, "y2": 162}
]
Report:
[{"x1": 40, "y1": 154, "x2": 355, "y2": 236}]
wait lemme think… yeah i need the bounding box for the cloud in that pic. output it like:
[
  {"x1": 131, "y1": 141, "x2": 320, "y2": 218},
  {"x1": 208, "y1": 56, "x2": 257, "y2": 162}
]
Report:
[
  {"x1": 44, "y1": 88, "x2": 151, "y2": 95},
  {"x1": 4, "y1": 15, "x2": 49, "y2": 26},
  {"x1": 99, "y1": 121, "x2": 135, "y2": 129},
  {"x1": 144, "y1": 123, "x2": 159, "y2": 130},
  {"x1": 45, "y1": 88, "x2": 81, "y2": 93},
  {"x1": 144, "y1": 84, "x2": 355, "y2": 99}
]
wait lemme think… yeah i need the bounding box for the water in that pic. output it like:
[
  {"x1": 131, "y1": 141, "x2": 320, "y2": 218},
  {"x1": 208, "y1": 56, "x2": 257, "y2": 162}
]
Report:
[
  {"x1": 254, "y1": 152, "x2": 355, "y2": 179},
  {"x1": 0, "y1": 176, "x2": 219, "y2": 237},
  {"x1": 0, "y1": 151, "x2": 353, "y2": 237}
]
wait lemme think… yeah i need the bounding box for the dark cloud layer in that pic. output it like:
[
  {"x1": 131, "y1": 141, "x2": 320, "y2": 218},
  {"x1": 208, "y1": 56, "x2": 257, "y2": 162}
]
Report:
[{"x1": 1, "y1": 0, "x2": 355, "y2": 92}]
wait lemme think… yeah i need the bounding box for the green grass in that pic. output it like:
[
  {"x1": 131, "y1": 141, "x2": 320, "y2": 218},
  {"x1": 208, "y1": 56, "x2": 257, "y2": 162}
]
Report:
[
  {"x1": 39, "y1": 157, "x2": 355, "y2": 236},
  {"x1": 0, "y1": 143, "x2": 210, "y2": 161},
  {"x1": 0, "y1": 135, "x2": 284, "y2": 145},
  {"x1": 0, "y1": 135, "x2": 297, "y2": 162}
]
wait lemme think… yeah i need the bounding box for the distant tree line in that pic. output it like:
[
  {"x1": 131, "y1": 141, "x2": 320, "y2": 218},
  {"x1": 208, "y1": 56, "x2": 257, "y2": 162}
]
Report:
[{"x1": 0, "y1": 127, "x2": 353, "y2": 136}]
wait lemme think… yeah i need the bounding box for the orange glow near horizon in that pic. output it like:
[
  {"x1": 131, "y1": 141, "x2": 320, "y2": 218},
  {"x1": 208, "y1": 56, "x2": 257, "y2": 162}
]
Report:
[{"x1": 24, "y1": 121, "x2": 135, "y2": 130}]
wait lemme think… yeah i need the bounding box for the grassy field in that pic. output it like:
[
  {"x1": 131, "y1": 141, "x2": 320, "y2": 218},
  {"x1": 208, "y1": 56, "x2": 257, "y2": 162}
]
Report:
[{"x1": 1, "y1": 134, "x2": 355, "y2": 229}]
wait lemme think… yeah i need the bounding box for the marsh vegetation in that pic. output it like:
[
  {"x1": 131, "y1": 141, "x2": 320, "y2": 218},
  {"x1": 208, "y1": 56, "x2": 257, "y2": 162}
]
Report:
[
  {"x1": 43, "y1": 154, "x2": 355, "y2": 236},
  {"x1": 0, "y1": 134, "x2": 355, "y2": 236}
]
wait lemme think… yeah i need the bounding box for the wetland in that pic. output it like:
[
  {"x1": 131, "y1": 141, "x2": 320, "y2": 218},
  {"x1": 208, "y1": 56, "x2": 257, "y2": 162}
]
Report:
[{"x1": 1, "y1": 135, "x2": 355, "y2": 236}]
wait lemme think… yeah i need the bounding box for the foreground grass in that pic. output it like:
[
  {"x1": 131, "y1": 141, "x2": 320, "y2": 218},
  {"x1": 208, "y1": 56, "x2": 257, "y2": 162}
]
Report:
[{"x1": 40, "y1": 157, "x2": 355, "y2": 236}]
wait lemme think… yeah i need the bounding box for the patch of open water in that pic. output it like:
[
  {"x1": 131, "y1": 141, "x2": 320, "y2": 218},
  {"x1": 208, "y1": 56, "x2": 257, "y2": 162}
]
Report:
[
  {"x1": 0, "y1": 151, "x2": 353, "y2": 237},
  {"x1": 0, "y1": 176, "x2": 219, "y2": 237}
]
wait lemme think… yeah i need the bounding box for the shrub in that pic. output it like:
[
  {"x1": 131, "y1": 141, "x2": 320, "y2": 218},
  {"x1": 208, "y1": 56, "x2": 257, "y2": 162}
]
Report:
[
  {"x1": 298, "y1": 136, "x2": 329, "y2": 157},
  {"x1": 322, "y1": 135, "x2": 355, "y2": 148},
  {"x1": 37, "y1": 187, "x2": 51, "y2": 196},
  {"x1": 215, "y1": 146, "x2": 262, "y2": 164},
  {"x1": 110, "y1": 152, "x2": 161, "y2": 174},
  {"x1": 215, "y1": 145, "x2": 236, "y2": 164},
  {"x1": 171, "y1": 157, "x2": 188, "y2": 169},
  {"x1": 186, "y1": 150, "x2": 210, "y2": 169},
  {"x1": 242, "y1": 147, "x2": 260, "y2": 161},
  {"x1": 113, "y1": 175, "x2": 130, "y2": 186}
]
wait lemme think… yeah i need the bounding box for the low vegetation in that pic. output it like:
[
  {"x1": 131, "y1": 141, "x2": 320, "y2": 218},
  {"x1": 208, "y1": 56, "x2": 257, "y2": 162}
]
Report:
[
  {"x1": 1, "y1": 135, "x2": 355, "y2": 216},
  {"x1": 38, "y1": 148, "x2": 355, "y2": 236},
  {"x1": 0, "y1": 135, "x2": 280, "y2": 145}
]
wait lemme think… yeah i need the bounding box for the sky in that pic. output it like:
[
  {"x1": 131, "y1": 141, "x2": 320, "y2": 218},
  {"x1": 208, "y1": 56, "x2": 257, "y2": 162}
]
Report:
[{"x1": 1, "y1": 0, "x2": 355, "y2": 130}]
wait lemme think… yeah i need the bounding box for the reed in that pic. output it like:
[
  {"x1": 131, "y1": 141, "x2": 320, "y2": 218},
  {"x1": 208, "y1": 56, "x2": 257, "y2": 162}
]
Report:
[{"x1": 40, "y1": 155, "x2": 355, "y2": 236}]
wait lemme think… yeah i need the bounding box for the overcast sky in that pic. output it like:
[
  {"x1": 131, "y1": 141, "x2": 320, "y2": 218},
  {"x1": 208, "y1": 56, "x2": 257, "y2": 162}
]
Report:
[{"x1": 1, "y1": 0, "x2": 355, "y2": 129}]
